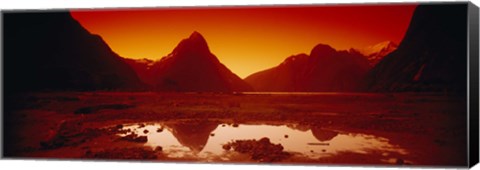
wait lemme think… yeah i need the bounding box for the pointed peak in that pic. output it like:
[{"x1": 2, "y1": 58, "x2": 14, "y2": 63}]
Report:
[
  {"x1": 165, "y1": 31, "x2": 218, "y2": 65},
  {"x1": 188, "y1": 31, "x2": 206, "y2": 42},
  {"x1": 171, "y1": 31, "x2": 210, "y2": 56},
  {"x1": 190, "y1": 31, "x2": 202, "y2": 37},
  {"x1": 184, "y1": 31, "x2": 208, "y2": 47}
]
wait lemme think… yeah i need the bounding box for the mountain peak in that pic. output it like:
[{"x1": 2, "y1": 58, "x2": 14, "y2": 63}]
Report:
[
  {"x1": 189, "y1": 31, "x2": 204, "y2": 40},
  {"x1": 172, "y1": 31, "x2": 210, "y2": 56},
  {"x1": 188, "y1": 31, "x2": 208, "y2": 44},
  {"x1": 147, "y1": 31, "x2": 253, "y2": 92},
  {"x1": 310, "y1": 44, "x2": 336, "y2": 57},
  {"x1": 245, "y1": 42, "x2": 370, "y2": 92}
]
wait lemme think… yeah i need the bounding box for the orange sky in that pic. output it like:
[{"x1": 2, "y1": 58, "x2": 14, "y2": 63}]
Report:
[{"x1": 71, "y1": 4, "x2": 417, "y2": 78}]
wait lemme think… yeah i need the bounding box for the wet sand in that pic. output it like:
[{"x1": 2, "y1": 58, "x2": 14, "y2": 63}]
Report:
[{"x1": 3, "y1": 92, "x2": 467, "y2": 167}]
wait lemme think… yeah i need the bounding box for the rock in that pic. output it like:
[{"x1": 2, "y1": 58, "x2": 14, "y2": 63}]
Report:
[
  {"x1": 226, "y1": 137, "x2": 291, "y2": 162},
  {"x1": 222, "y1": 144, "x2": 231, "y2": 151},
  {"x1": 155, "y1": 146, "x2": 163, "y2": 152},
  {"x1": 156, "y1": 127, "x2": 163, "y2": 133},
  {"x1": 120, "y1": 134, "x2": 148, "y2": 143}
]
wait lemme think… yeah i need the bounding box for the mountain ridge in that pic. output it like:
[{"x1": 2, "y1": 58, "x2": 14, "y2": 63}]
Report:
[{"x1": 244, "y1": 43, "x2": 371, "y2": 92}]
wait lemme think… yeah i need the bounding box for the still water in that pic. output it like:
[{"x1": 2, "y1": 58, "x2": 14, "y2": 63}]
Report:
[{"x1": 118, "y1": 121, "x2": 408, "y2": 162}]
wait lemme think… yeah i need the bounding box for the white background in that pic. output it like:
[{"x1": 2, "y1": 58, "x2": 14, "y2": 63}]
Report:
[{"x1": 0, "y1": 0, "x2": 479, "y2": 170}]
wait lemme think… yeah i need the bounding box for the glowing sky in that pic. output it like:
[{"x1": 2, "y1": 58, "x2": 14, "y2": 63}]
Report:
[{"x1": 71, "y1": 4, "x2": 417, "y2": 78}]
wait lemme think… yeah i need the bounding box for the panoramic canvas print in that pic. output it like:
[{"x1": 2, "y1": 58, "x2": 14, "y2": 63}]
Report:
[{"x1": 2, "y1": 2, "x2": 475, "y2": 167}]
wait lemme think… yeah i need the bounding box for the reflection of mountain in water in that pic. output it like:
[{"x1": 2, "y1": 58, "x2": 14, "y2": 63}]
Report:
[
  {"x1": 165, "y1": 121, "x2": 218, "y2": 152},
  {"x1": 311, "y1": 127, "x2": 339, "y2": 142},
  {"x1": 286, "y1": 124, "x2": 310, "y2": 132}
]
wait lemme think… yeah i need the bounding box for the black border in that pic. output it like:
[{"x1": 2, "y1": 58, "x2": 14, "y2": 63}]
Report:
[{"x1": 468, "y1": 1, "x2": 479, "y2": 168}]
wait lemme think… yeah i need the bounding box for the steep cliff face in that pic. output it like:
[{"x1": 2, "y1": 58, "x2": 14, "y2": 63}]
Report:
[
  {"x1": 245, "y1": 44, "x2": 370, "y2": 92},
  {"x1": 363, "y1": 4, "x2": 468, "y2": 93},
  {"x1": 3, "y1": 12, "x2": 143, "y2": 92}
]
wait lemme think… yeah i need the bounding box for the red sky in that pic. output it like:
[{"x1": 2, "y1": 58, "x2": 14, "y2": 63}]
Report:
[{"x1": 71, "y1": 4, "x2": 417, "y2": 78}]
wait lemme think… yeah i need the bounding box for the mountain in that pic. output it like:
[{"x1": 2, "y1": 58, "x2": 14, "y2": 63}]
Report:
[
  {"x1": 123, "y1": 58, "x2": 156, "y2": 86},
  {"x1": 245, "y1": 44, "x2": 371, "y2": 92},
  {"x1": 363, "y1": 4, "x2": 468, "y2": 93},
  {"x1": 351, "y1": 41, "x2": 398, "y2": 66},
  {"x1": 142, "y1": 32, "x2": 253, "y2": 92},
  {"x1": 3, "y1": 11, "x2": 143, "y2": 92}
]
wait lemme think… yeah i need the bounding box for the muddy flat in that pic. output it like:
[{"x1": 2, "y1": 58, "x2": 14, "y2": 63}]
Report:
[{"x1": 3, "y1": 92, "x2": 467, "y2": 167}]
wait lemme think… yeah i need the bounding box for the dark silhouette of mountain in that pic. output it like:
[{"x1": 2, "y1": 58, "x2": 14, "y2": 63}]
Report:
[
  {"x1": 245, "y1": 44, "x2": 370, "y2": 92},
  {"x1": 165, "y1": 121, "x2": 218, "y2": 152},
  {"x1": 146, "y1": 32, "x2": 253, "y2": 92},
  {"x1": 123, "y1": 58, "x2": 156, "y2": 87},
  {"x1": 3, "y1": 11, "x2": 143, "y2": 92},
  {"x1": 350, "y1": 41, "x2": 398, "y2": 66},
  {"x1": 363, "y1": 4, "x2": 468, "y2": 93}
]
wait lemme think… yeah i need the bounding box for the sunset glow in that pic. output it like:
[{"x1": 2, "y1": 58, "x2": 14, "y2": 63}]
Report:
[
  {"x1": 71, "y1": 4, "x2": 417, "y2": 78},
  {"x1": 5, "y1": 4, "x2": 471, "y2": 165}
]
